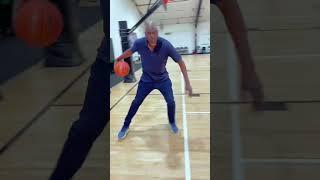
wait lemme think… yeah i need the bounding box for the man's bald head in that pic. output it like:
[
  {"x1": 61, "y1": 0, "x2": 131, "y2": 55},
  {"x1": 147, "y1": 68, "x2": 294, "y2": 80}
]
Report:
[
  {"x1": 144, "y1": 21, "x2": 159, "y2": 47},
  {"x1": 144, "y1": 21, "x2": 158, "y2": 32}
]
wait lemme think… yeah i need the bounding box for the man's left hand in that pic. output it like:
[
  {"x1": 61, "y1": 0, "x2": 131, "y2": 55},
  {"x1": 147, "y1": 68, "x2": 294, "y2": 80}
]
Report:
[{"x1": 185, "y1": 83, "x2": 193, "y2": 96}]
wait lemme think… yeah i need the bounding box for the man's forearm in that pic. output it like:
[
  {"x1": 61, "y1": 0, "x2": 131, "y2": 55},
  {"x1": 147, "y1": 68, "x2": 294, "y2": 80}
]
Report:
[
  {"x1": 116, "y1": 49, "x2": 133, "y2": 61},
  {"x1": 217, "y1": 0, "x2": 255, "y2": 72},
  {"x1": 178, "y1": 60, "x2": 191, "y2": 85}
]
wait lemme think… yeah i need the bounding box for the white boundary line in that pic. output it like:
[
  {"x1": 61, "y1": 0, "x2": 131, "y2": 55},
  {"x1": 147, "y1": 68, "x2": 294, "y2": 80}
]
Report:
[
  {"x1": 181, "y1": 73, "x2": 191, "y2": 180},
  {"x1": 226, "y1": 36, "x2": 244, "y2": 180}
]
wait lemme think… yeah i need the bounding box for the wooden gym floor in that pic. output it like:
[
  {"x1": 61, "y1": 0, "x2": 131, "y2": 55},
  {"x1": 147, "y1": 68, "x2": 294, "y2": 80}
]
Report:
[{"x1": 110, "y1": 54, "x2": 210, "y2": 179}]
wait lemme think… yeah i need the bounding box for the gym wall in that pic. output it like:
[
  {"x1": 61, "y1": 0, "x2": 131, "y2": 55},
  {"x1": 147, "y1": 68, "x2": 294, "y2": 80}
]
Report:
[
  {"x1": 158, "y1": 20, "x2": 210, "y2": 54},
  {"x1": 110, "y1": 0, "x2": 144, "y2": 58},
  {"x1": 196, "y1": 21, "x2": 210, "y2": 53}
]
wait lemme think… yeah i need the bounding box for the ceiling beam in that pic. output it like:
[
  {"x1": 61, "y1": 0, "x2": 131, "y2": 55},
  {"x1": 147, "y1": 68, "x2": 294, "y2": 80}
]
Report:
[
  {"x1": 132, "y1": 0, "x2": 144, "y2": 17},
  {"x1": 160, "y1": 16, "x2": 201, "y2": 21},
  {"x1": 136, "y1": 0, "x2": 188, "y2": 6},
  {"x1": 147, "y1": 0, "x2": 153, "y2": 12},
  {"x1": 157, "y1": 20, "x2": 206, "y2": 26},
  {"x1": 136, "y1": 2, "x2": 157, "y2": 6}
]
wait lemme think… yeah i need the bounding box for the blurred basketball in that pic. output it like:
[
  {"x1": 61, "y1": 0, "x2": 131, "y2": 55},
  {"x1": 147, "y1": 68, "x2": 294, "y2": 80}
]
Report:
[
  {"x1": 114, "y1": 61, "x2": 130, "y2": 78},
  {"x1": 13, "y1": 0, "x2": 63, "y2": 47}
]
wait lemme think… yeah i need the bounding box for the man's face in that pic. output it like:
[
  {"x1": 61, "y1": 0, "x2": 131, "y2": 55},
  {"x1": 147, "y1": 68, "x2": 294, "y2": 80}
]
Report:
[{"x1": 145, "y1": 28, "x2": 158, "y2": 46}]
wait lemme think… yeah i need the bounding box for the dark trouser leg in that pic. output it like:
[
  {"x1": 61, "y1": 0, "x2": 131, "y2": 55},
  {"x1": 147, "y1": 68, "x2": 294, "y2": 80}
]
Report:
[
  {"x1": 49, "y1": 38, "x2": 109, "y2": 180},
  {"x1": 0, "y1": 3, "x2": 12, "y2": 35},
  {"x1": 123, "y1": 81, "x2": 153, "y2": 127},
  {"x1": 158, "y1": 79, "x2": 176, "y2": 124}
]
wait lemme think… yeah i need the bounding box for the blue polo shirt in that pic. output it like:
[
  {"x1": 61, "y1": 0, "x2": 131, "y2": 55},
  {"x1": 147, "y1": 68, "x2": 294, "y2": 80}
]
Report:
[{"x1": 131, "y1": 37, "x2": 182, "y2": 82}]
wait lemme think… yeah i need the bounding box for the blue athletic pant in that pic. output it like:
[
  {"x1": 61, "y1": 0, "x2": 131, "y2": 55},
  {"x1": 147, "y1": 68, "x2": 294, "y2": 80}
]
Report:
[{"x1": 123, "y1": 78, "x2": 176, "y2": 127}]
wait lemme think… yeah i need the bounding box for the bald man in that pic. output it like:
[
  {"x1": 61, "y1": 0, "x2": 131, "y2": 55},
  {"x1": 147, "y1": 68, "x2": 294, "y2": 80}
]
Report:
[{"x1": 115, "y1": 22, "x2": 193, "y2": 141}]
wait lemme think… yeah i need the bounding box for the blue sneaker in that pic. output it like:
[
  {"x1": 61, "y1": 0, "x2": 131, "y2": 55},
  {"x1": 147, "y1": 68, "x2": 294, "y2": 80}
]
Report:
[
  {"x1": 118, "y1": 126, "x2": 129, "y2": 141},
  {"x1": 169, "y1": 123, "x2": 179, "y2": 134}
]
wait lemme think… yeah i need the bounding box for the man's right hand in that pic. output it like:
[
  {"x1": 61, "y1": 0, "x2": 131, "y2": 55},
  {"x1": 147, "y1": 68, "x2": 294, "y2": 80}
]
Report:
[
  {"x1": 113, "y1": 58, "x2": 124, "y2": 68},
  {"x1": 240, "y1": 70, "x2": 264, "y2": 107}
]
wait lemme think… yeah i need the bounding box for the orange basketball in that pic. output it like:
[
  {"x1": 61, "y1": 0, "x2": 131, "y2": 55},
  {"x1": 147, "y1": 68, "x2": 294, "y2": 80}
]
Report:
[
  {"x1": 13, "y1": 0, "x2": 63, "y2": 47},
  {"x1": 114, "y1": 61, "x2": 130, "y2": 78}
]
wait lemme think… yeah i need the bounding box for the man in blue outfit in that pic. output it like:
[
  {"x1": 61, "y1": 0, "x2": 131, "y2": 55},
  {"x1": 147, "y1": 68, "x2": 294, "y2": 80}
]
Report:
[{"x1": 116, "y1": 22, "x2": 193, "y2": 140}]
